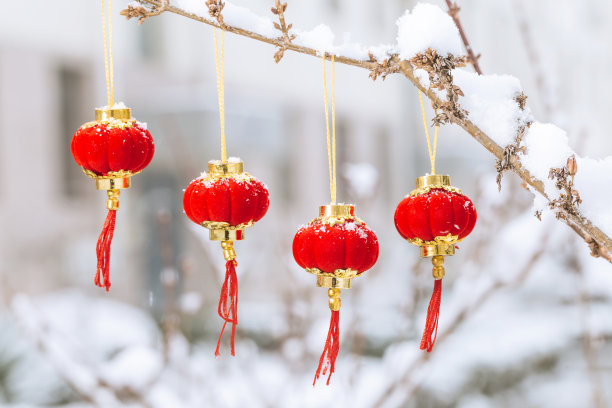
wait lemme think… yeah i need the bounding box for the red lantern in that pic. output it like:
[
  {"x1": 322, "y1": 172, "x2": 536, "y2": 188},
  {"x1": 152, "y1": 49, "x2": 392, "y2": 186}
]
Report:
[
  {"x1": 293, "y1": 204, "x2": 379, "y2": 385},
  {"x1": 71, "y1": 106, "x2": 155, "y2": 291},
  {"x1": 183, "y1": 159, "x2": 269, "y2": 356},
  {"x1": 394, "y1": 175, "x2": 476, "y2": 352}
]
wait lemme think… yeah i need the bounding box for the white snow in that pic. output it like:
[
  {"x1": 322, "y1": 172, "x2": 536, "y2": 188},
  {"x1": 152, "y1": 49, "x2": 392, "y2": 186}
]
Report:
[
  {"x1": 222, "y1": 2, "x2": 278, "y2": 38},
  {"x1": 396, "y1": 3, "x2": 463, "y2": 59},
  {"x1": 293, "y1": 24, "x2": 335, "y2": 56},
  {"x1": 100, "y1": 346, "x2": 163, "y2": 392},
  {"x1": 96, "y1": 101, "x2": 128, "y2": 110},
  {"x1": 520, "y1": 123, "x2": 573, "y2": 199},
  {"x1": 413, "y1": 68, "x2": 431, "y2": 88},
  {"x1": 172, "y1": 0, "x2": 211, "y2": 20},
  {"x1": 454, "y1": 70, "x2": 532, "y2": 146},
  {"x1": 367, "y1": 43, "x2": 397, "y2": 62}
]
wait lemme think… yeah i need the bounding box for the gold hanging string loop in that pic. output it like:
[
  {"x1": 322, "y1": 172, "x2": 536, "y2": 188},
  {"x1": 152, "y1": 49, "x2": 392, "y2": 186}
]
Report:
[
  {"x1": 331, "y1": 55, "x2": 337, "y2": 203},
  {"x1": 213, "y1": 28, "x2": 227, "y2": 162},
  {"x1": 322, "y1": 54, "x2": 337, "y2": 204},
  {"x1": 418, "y1": 90, "x2": 439, "y2": 175},
  {"x1": 101, "y1": 0, "x2": 115, "y2": 107}
]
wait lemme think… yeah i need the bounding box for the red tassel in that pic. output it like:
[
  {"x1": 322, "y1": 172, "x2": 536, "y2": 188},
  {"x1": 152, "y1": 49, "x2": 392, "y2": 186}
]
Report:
[
  {"x1": 95, "y1": 209, "x2": 117, "y2": 292},
  {"x1": 215, "y1": 259, "x2": 239, "y2": 357},
  {"x1": 313, "y1": 310, "x2": 340, "y2": 386},
  {"x1": 420, "y1": 279, "x2": 442, "y2": 352}
]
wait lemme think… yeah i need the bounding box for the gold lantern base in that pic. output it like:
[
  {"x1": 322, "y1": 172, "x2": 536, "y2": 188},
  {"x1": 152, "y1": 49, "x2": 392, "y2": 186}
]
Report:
[
  {"x1": 209, "y1": 229, "x2": 245, "y2": 241},
  {"x1": 307, "y1": 267, "x2": 359, "y2": 290},
  {"x1": 421, "y1": 244, "x2": 455, "y2": 257},
  {"x1": 317, "y1": 275, "x2": 352, "y2": 289},
  {"x1": 82, "y1": 169, "x2": 137, "y2": 191}
]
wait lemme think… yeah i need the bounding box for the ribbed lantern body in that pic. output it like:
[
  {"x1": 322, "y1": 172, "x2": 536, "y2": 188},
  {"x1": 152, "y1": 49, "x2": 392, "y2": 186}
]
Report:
[
  {"x1": 183, "y1": 170, "x2": 269, "y2": 232},
  {"x1": 293, "y1": 205, "x2": 379, "y2": 288},
  {"x1": 293, "y1": 219, "x2": 379, "y2": 276},
  {"x1": 183, "y1": 176, "x2": 269, "y2": 228},
  {"x1": 71, "y1": 118, "x2": 154, "y2": 177},
  {"x1": 394, "y1": 188, "x2": 476, "y2": 243}
]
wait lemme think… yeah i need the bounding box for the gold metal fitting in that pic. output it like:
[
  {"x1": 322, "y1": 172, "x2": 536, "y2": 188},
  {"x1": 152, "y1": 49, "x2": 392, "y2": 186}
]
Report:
[
  {"x1": 220, "y1": 241, "x2": 237, "y2": 261},
  {"x1": 317, "y1": 275, "x2": 351, "y2": 289},
  {"x1": 106, "y1": 189, "x2": 120, "y2": 211},
  {"x1": 208, "y1": 160, "x2": 244, "y2": 176},
  {"x1": 327, "y1": 288, "x2": 341, "y2": 311},
  {"x1": 432, "y1": 255, "x2": 445, "y2": 280},
  {"x1": 421, "y1": 244, "x2": 455, "y2": 257},
  {"x1": 95, "y1": 107, "x2": 132, "y2": 121},
  {"x1": 95, "y1": 175, "x2": 131, "y2": 191},
  {"x1": 209, "y1": 229, "x2": 245, "y2": 241},
  {"x1": 319, "y1": 204, "x2": 355, "y2": 218},
  {"x1": 416, "y1": 174, "x2": 451, "y2": 189}
]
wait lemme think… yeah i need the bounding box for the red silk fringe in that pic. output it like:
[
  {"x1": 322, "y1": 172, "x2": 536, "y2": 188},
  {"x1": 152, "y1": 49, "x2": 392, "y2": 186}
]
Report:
[
  {"x1": 420, "y1": 279, "x2": 442, "y2": 352},
  {"x1": 95, "y1": 209, "x2": 117, "y2": 292},
  {"x1": 313, "y1": 310, "x2": 340, "y2": 386},
  {"x1": 215, "y1": 259, "x2": 239, "y2": 357}
]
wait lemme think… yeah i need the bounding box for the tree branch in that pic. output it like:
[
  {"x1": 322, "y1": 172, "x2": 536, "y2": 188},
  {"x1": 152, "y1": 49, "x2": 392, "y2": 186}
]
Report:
[
  {"x1": 445, "y1": 0, "x2": 482, "y2": 75},
  {"x1": 124, "y1": 0, "x2": 612, "y2": 264}
]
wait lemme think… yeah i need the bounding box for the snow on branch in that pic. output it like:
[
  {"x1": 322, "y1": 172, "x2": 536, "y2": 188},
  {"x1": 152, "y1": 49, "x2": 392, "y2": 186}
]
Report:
[{"x1": 123, "y1": 0, "x2": 612, "y2": 263}]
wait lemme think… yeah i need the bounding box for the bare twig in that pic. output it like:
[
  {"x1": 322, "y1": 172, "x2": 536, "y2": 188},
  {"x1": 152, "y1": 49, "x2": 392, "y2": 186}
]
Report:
[
  {"x1": 271, "y1": 0, "x2": 296, "y2": 63},
  {"x1": 572, "y1": 239, "x2": 607, "y2": 408},
  {"x1": 512, "y1": 0, "x2": 553, "y2": 118},
  {"x1": 123, "y1": 0, "x2": 612, "y2": 263},
  {"x1": 372, "y1": 234, "x2": 549, "y2": 408},
  {"x1": 445, "y1": 0, "x2": 482, "y2": 75},
  {"x1": 157, "y1": 209, "x2": 181, "y2": 363}
]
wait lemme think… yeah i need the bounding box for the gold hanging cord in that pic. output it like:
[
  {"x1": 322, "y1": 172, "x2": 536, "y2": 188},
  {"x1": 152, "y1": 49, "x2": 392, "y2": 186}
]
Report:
[
  {"x1": 213, "y1": 28, "x2": 228, "y2": 162},
  {"x1": 418, "y1": 90, "x2": 439, "y2": 174},
  {"x1": 322, "y1": 55, "x2": 337, "y2": 204},
  {"x1": 101, "y1": 0, "x2": 115, "y2": 107}
]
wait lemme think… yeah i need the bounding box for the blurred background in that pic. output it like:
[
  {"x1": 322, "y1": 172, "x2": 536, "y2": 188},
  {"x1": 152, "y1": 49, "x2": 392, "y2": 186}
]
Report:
[{"x1": 1, "y1": 0, "x2": 611, "y2": 407}]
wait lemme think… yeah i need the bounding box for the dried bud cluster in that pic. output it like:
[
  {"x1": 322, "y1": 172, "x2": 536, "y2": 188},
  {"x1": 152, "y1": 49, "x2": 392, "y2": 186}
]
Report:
[
  {"x1": 120, "y1": 0, "x2": 168, "y2": 25},
  {"x1": 206, "y1": 0, "x2": 225, "y2": 26},
  {"x1": 548, "y1": 155, "x2": 582, "y2": 219},
  {"x1": 411, "y1": 48, "x2": 468, "y2": 125},
  {"x1": 368, "y1": 53, "x2": 400, "y2": 81}
]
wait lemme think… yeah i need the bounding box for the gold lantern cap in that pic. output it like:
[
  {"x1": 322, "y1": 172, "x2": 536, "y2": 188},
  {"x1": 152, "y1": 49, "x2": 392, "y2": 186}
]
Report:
[
  {"x1": 319, "y1": 204, "x2": 354, "y2": 218},
  {"x1": 416, "y1": 174, "x2": 451, "y2": 189},
  {"x1": 208, "y1": 159, "x2": 244, "y2": 176},
  {"x1": 95, "y1": 107, "x2": 132, "y2": 121}
]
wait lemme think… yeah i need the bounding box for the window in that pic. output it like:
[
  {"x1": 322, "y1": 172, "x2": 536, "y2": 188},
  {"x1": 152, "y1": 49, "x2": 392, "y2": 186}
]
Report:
[{"x1": 58, "y1": 64, "x2": 92, "y2": 197}]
